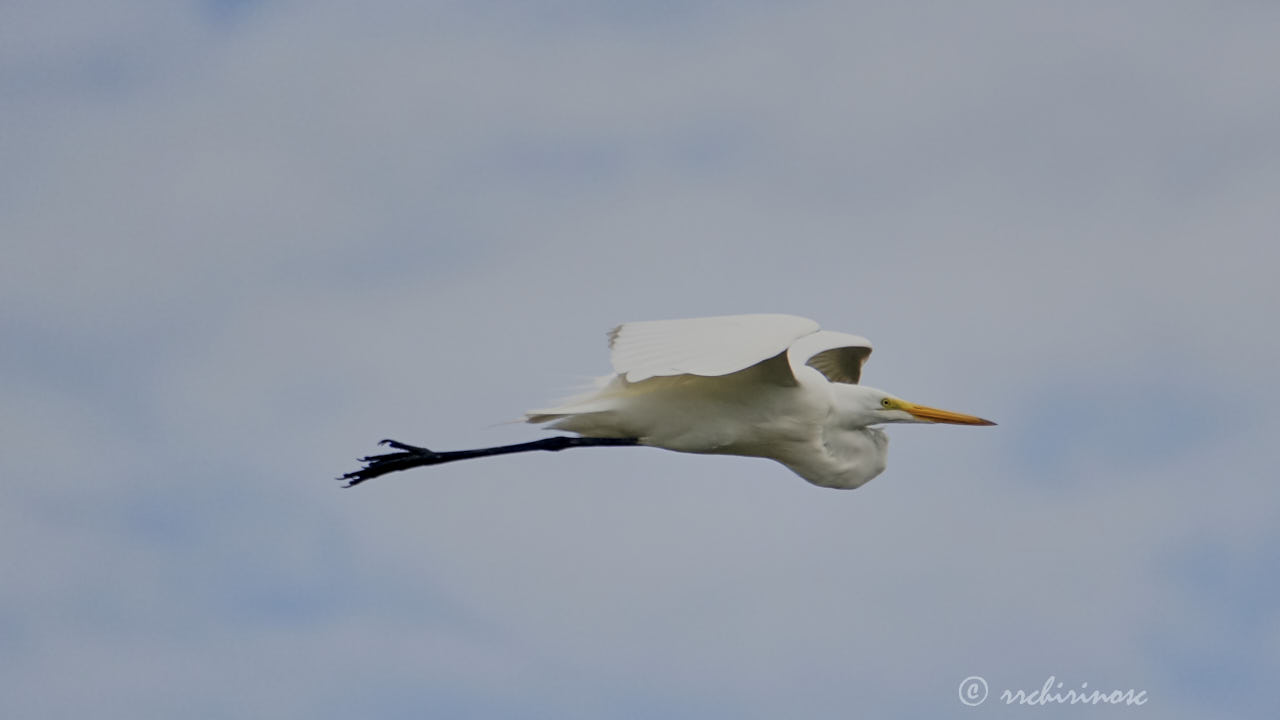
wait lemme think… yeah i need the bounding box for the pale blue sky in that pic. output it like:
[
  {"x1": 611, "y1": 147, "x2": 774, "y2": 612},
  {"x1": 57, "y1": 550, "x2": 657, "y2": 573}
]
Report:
[{"x1": 3, "y1": 1, "x2": 1277, "y2": 718}]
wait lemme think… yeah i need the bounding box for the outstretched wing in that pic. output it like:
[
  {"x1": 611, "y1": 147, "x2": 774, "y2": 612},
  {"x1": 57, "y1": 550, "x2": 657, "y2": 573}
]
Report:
[
  {"x1": 531, "y1": 314, "x2": 874, "y2": 423},
  {"x1": 786, "y1": 330, "x2": 873, "y2": 385},
  {"x1": 608, "y1": 314, "x2": 820, "y2": 383}
]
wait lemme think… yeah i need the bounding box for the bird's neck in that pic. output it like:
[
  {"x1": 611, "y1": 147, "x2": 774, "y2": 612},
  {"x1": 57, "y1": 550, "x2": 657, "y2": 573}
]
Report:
[{"x1": 782, "y1": 426, "x2": 888, "y2": 490}]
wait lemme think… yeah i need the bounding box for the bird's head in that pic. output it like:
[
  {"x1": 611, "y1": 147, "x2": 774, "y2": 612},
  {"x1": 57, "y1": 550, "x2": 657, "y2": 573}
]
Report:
[{"x1": 842, "y1": 386, "x2": 996, "y2": 427}]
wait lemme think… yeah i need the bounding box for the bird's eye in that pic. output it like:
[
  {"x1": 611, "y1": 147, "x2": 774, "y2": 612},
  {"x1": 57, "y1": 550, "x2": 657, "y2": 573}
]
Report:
[{"x1": 881, "y1": 398, "x2": 892, "y2": 408}]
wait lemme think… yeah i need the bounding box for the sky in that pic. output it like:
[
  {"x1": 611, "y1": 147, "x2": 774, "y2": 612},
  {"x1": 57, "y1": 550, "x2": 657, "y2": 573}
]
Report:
[{"x1": 3, "y1": 1, "x2": 1278, "y2": 718}]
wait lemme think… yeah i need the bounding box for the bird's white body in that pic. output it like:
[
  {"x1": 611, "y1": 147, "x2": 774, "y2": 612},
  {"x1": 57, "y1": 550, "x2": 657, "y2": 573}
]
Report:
[{"x1": 526, "y1": 314, "x2": 992, "y2": 489}]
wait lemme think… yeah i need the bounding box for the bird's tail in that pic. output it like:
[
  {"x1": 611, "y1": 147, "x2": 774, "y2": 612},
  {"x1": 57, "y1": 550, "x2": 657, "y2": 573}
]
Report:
[{"x1": 524, "y1": 375, "x2": 622, "y2": 424}]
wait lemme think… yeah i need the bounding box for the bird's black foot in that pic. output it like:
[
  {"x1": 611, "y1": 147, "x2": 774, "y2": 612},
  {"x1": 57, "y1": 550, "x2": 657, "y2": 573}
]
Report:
[{"x1": 339, "y1": 438, "x2": 441, "y2": 488}]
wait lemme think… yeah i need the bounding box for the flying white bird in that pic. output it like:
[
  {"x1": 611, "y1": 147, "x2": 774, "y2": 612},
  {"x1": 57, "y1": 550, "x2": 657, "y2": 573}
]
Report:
[{"x1": 341, "y1": 314, "x2": 994, "y2": 489}]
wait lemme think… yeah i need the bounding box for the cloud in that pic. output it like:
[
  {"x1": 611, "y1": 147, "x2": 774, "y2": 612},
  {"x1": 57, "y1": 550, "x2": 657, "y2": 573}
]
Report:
[{"x1": 3, "y1": 1, "x2": 1277, "y2": 718}]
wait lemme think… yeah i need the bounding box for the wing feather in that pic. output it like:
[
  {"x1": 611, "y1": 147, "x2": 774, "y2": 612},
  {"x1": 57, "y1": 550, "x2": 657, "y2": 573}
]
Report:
[
  {"x1": 609, "y1": 314, "x2": 819, "y2": 382},
  {"x1": 786, "y1": 330, "x2": 873, "y2": 384}
]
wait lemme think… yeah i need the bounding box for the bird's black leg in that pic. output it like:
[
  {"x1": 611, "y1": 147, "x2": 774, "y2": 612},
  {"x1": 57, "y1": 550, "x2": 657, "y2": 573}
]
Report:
[{"x1": 339, "y1": 436, "x2": 641, "y2": 488}]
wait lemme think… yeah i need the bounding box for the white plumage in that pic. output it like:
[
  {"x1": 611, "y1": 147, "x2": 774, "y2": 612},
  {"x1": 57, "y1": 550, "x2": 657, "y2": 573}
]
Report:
[{"x1": 526, "y1": 313, "x2": 993, "y2": 489}]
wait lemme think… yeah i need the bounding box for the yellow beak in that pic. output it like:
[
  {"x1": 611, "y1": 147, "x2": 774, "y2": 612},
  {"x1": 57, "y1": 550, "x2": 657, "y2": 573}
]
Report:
[{"x1": 900, "y1": 400, "x2": 996, "y2": 426}]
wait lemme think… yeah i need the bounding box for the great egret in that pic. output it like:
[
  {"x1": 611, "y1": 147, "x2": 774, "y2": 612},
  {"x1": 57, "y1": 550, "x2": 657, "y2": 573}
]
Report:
[{"x1": 341, "y1": 314, "x2": 994, "y2": 489}]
